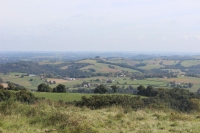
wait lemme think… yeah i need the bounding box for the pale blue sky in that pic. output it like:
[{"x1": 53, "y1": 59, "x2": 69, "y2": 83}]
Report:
[{"x1": 0, "y1": 0, "x2": 200, "y2": 52}]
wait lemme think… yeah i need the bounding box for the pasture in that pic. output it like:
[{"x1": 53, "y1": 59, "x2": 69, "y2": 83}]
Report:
[
  {"x1": 33, "y1": 92, "x2": 91, "y2": 102},
  {"x1": 181, "y1": 60, "x2": 200, "y2": 67},
  {"x1": 156, "y1": 76, "x2": 200, "y2": 92},
  {"x1": 106, "y1": 59, "x2": 140, "y2": 66},
  {"x1": 79, "y1": 59, "x2": 140, "y2": 73}
]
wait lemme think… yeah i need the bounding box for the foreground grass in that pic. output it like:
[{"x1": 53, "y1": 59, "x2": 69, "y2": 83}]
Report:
[{"x1": 0, "y1": 101, "x2": 200, "y2": 133}]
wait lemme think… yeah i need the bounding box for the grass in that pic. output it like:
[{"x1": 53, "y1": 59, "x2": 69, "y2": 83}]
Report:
[
  {"x1": 0, "y1": 73, "x2": 45, "y2": 90},
  {"x1": 38, "y1": 60, "x2": 64, "y2": 65},
  {"x1": 106, "y1": 60, "x2": 140, "y2": 66},
  {"x1": 181, "y1": 60, "x2": 200, "y2": 67},
  {"x1": 33, "y1": 92, "x2": 92, "y2": 102},
  {"x1": 154, "y1": 76, "x2": 200, "y2": 92},
  {"x1": 0, "y1": 100, "x2": 200, "y2": 133},
  {"x1": 139, "y1": 64, "x2": 164, "y2": 70},
  {"x1": 79, "y1": 59, "x2": 140, "y2": 73}
]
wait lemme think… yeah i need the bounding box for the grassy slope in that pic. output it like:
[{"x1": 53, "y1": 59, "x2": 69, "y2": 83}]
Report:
[
  {"x1": 0, "y1": 73, "x2": 44, "y2": 90},
  {"x1": 78, "y1": 59, "x2": 140, "y2": 73},
  {"x1": 0, "y1": 101, "x2": 200, "y2": 133}
]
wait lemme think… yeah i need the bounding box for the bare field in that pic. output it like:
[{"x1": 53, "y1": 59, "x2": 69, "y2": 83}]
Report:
[{"x1": 0, "y1": 83, "x2": 8, "y2": 88}]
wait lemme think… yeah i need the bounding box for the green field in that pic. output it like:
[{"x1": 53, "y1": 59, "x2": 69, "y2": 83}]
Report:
[
  {"x1": 79, "y1": 59, "x2": 140, "y2": 73},
  {"x1": 139, "y1": 64, "x2": 164, "y2": 70},
  {"x1": 181, "y1": 60, "x2": 200, "y2": 67},
  {"x1": 0, "y1": 73, "x2": 45, "y2": 90},
  {"x1": 33, "y1": 92, "x2": 91, "y2": 102},
  {"x1": 106, "y1": 59, "x2": 140, "y2": 66}
]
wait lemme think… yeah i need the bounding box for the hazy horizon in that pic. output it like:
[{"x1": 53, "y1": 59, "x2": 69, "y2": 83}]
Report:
[{"x1": 1, "y1": 0, "x2": 200, "y2": 52}]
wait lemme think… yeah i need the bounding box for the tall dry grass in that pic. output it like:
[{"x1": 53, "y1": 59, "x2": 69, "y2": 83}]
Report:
[{"x1": 0, "y1": 100, "x2": 200, "y2": 133}]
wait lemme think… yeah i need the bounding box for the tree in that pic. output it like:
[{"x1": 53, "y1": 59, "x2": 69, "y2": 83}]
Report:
[
  {"x1": 37, "y1": 83, "x2": 52, "y2": 92},
  {"x1": 94, "y1": 84, "x2": 107, "y2": 94},
  {"x1": 0, "y1": 84, "x2": 4, "y2": 89},
  {"x1": 0, "y1": 78, "x2": 3, "y2": 83},
  {"x1": 137, "y1": 85, "x2": 145, "y2": 95},
  {"x1": 7, "y1": 82, "x2": 16, "y2": 90},
  {"x1": 55, "y1": 84, "x2": 66, "y2": 92},
  {"x1": 188, "y1": 83, "x2": 193, "y2": 88},
  {"x1": 111, "y1": 85, "x2": 118, "y2": 93}
]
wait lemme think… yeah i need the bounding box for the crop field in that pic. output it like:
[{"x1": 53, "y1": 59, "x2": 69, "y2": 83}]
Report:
[
  {"x1": 181, "y1": 60, "x2": 200, "y2": 67},
  {"x1": 33, "y1": 92, "x2": 91, "y2": 102}
]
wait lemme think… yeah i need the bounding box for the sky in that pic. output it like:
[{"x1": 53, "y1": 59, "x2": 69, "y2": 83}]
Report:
[{"x1": 0, "y1": 0, "x2": 200, "y2": 52}]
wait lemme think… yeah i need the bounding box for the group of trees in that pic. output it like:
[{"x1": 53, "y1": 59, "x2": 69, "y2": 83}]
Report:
[
  {"x1": 75, "y1": 86, "x2": 200, "y2": 112},
  {"x1": 2, "y1": 82, "x2": 27, "y2": 91},
  {"x1": 0, "y1": 87, "x2": 37, "y2": 103},
  {"x1": 37, "y1": 83, "x2": 66, "y2": 93},
  {"x1": 0, "y1": 61, "x2": 94, "y2": 78}
]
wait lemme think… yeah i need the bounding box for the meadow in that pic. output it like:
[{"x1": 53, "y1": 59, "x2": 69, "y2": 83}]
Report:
[
  {"x1": 181, "y1": 60, "x2": 200, "y2": 67},
  {"x1": 78, "y1": 59, "x2": 140, "y2": 73},
  {"x1": 33, "y1": 92, "x2": 91, "y2": 102}
]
